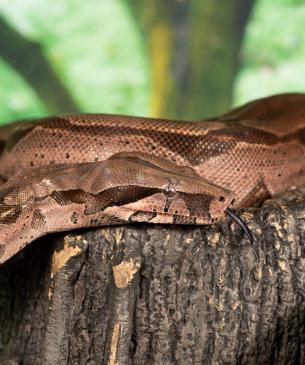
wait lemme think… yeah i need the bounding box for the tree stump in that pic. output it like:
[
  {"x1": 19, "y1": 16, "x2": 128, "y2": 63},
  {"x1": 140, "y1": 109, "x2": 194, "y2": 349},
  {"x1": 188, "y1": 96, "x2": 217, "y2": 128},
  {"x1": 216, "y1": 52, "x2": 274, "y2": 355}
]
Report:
[{"x1": 0, "y1": 187, "x2": 304, "y2": 365}]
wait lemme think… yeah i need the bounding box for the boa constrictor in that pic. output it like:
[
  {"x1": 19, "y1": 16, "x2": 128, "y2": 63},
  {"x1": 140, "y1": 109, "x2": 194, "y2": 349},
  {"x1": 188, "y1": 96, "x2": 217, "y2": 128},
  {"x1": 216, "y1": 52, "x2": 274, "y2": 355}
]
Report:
[{"x1": 0, "y1": 93, "x2": 305, "y2": 265}]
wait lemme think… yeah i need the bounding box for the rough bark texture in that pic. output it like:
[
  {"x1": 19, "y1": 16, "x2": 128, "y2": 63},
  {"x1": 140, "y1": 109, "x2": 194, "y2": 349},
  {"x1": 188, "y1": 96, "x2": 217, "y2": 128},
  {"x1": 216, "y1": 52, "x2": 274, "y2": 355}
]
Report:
[
  {"x1": 0, "y1": 187, "x2": 304, "y2": 365},
  {"x1": 126, "y1": 0, "x2": 255, "y2": 119}
]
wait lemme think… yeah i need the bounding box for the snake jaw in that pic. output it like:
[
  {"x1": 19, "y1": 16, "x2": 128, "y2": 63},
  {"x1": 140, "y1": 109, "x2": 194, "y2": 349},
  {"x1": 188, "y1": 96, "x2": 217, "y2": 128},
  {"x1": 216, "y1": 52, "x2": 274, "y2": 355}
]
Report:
[{"x1": 225, "y1": 208, "x2": 253, "y2": 243}]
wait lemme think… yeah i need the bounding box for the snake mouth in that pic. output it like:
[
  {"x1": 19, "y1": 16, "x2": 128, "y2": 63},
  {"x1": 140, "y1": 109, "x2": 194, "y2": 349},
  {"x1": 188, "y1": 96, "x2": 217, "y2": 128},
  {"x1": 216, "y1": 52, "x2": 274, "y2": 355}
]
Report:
[{"x1": 225, "y1": 208, "x2": 253, "y2": 243}]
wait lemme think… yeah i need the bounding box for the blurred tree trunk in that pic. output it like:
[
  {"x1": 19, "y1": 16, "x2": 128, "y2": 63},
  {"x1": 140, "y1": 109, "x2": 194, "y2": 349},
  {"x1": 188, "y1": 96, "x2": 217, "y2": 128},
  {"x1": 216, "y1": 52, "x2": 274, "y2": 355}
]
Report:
[
  {"x1": 0, "y1": 17, "x2": 80, "y2": 115},
  {"x1": 126, "y1": 0, "x2": 255, "y2": 119}
]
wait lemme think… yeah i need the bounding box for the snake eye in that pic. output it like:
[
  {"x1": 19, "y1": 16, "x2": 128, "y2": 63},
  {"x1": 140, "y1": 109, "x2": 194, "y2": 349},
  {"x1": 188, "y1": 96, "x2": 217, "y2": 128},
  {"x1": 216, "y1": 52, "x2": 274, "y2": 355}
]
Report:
[
  {"x1": 219, "y1": 196, "x2": 225, "y2": 202},
  {"x1": 163, "y1": 184, "x2": 176, "y2": 198}
]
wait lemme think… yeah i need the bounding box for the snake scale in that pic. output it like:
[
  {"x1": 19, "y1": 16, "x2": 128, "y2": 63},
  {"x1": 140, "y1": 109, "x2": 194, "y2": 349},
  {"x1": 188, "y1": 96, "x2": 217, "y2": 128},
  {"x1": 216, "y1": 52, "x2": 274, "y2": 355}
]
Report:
[{"x1": 0, "y1": 93, "x2": 305, "y2": 265}]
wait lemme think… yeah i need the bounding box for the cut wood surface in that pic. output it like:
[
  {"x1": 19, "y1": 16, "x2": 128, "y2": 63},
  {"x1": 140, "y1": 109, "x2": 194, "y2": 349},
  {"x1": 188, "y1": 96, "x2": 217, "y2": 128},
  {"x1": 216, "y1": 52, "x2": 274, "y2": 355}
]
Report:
[{"x1": 0, "y1": 187, "x2": 304, "y2": 365}]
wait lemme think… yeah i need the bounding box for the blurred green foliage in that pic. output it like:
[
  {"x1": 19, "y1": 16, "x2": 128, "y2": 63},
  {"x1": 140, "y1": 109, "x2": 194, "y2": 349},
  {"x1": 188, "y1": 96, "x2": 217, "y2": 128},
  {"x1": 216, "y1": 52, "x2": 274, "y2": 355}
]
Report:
[
  {"x1": 235, "y1": 0, "x2": 305, "y2": 104},
  {"x1": 0, "y1": 0, "x2": 149, "y2": 123},
  {"x1": 0, "y1": 0, "x2": 304, "y2": 124}
]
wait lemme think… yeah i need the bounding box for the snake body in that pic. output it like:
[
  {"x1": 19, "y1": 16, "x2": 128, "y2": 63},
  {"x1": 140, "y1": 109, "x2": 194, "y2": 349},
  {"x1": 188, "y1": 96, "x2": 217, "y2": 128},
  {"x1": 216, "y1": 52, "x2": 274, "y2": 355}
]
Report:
[{"x1": 0, "y1": 93, "x2": 305, "y2": 264}]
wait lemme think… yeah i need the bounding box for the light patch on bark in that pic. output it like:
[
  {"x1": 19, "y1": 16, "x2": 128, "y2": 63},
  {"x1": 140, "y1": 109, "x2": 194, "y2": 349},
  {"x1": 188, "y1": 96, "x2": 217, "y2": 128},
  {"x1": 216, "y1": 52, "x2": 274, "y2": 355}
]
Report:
[
  {"x1": 210, "y1": 232, "x2": 220, "y2": 246},
  {"x1": 103, "y1": 226, "x2": 124, "y2": 246},
  {"x1": 278, "y1": 259, "x2": 288, "y2": 272},
  {"x1": 242, "y1": 211, "x2": 254, "y2": 221},
  {"x1": 48, "y1": 237, "x2": 81, "y2": 299},
  {"x1": 253, "y1": 266, "x2": 263, "y2": 281},
  {"x1": 185, "y1": 237, "x2": 194, "y2": 244},
  {"x1": 232, "y1": 300, "x2": 241, "y2": 311},
  {"x1": 50, "y1": 237, "x2": 81, "y2": 279},
  {"x1": 273, "y1": 221, "x2": 284, "y2": 238},
  {"x1": 108, "y1": 322, "x2": 122, "y2": 365},
  {"x1": 114, "y1": 228, "x2": 124, "y2": 245},
  {"x1": 112, "y1": 258, "x2": 141, "y2": 289}
]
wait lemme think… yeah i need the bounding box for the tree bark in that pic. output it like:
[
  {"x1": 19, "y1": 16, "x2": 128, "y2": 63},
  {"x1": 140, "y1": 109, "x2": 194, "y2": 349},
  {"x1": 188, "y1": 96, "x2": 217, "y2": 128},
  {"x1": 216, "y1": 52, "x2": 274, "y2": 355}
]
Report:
[
  {"x1": 0, "y1": 186, "x2": 304, "y2": 365},
  {"x1": 126, "y1": 0, "x2": 255, "y2": 119},
  {"x1": 0, "y1": 17, "x2": 80, "y2": 115}
]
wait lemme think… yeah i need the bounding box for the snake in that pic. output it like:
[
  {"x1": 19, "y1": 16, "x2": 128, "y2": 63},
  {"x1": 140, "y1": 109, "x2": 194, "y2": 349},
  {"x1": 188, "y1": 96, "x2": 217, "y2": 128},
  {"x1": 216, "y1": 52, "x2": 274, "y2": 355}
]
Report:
[{"x1": 0, "y1": 93, "x2": 304, "y2": 265}]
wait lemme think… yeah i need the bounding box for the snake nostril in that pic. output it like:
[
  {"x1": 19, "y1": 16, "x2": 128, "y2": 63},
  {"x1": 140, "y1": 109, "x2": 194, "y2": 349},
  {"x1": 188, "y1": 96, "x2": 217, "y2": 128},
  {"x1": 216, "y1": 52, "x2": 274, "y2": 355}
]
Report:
[{"x1": 219, "y1": 196, "x2": 225, "y2": 202}]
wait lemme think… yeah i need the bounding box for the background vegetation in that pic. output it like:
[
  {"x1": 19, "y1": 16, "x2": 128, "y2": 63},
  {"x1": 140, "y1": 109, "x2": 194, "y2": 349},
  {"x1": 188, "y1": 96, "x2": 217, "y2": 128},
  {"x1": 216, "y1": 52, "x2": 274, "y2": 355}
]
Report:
[{"x1": 0, "y1": 0, "x2": 304, "y2": 124}]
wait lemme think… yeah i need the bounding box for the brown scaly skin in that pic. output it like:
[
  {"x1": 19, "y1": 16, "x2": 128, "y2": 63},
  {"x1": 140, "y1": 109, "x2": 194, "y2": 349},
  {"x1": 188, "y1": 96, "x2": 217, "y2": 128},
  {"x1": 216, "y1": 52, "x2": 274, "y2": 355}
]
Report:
[
  {"x1": 0, "y1": 93, "x2": 305, "y2": 264},
  {"x1": 0, "y1": 153, "x2": 234, "y2": 264}
]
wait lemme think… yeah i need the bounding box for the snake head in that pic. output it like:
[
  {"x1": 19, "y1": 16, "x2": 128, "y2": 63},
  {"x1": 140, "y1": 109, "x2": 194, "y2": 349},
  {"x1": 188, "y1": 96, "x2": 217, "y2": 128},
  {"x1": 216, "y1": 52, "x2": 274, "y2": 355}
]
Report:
[
  {"x1": 109, "y1": 153, "x2": 252, "y2": 242},
  {"x1": 107, "y1": 152, "x2": 235, "y2": 225},
  {"x1": 120, "y1": 181, "x2": 234, "y2": 225}
]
